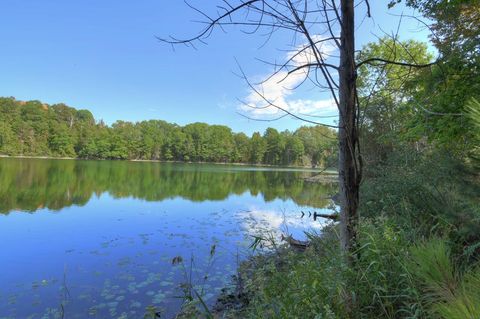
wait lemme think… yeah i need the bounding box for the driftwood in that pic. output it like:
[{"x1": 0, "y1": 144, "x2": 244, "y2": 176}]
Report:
[
  {"x1": 281, "y1": 234, "x2": 310, "y2": 252},
  {"x1": 301, "y1": 211, "x2": 339, "y2": 221},
  {"x1": 313, "y1": 212, "x2": 339, "y2": 222}
]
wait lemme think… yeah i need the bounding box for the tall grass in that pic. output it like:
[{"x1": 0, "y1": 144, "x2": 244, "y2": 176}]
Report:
[
  {"x1": 409, "y1": 239, "x2": 480, "y2": 319},
  {"x1": 200, "y1": 150, "x2": 480, "y2": 319}
]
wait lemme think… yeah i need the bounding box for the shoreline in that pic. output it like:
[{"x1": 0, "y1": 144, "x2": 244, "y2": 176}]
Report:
[
  {"x1": 0, "y1": 154, "x2": 338, "y2": 174},
  {"x1": 0, "y1": 154, "x2": 77, "y2": 160}
]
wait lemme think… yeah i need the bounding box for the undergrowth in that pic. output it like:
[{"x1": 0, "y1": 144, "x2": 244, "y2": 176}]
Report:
[{"x1": 176, "y1": 150, "x2": 479, "y2": 319}]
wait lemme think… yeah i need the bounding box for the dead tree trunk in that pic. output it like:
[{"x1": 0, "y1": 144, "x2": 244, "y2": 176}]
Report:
[{"x1": 338, "y1": 0, "x2": 360, "y2": 265}]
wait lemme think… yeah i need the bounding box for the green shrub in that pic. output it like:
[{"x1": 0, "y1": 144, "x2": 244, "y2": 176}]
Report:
[
  {"x1": 237, "y1": 227, "x2": 348, "y2": 318},
  {"x1": 409, "y1": 239, "x2": 480, "y2": 319},
  {"x1": 352, "y1": 217, "x2": 425, "y2": 319},
  {"x1": 224, "y1": 147, "x2": 480, "y2": 319},
  {"x1": 360, "y1": 149, "x2": 480, "y2": 262}
]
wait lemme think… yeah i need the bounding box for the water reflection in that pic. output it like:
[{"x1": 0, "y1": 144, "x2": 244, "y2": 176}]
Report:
[
  {"x1": 0, "y1": 158, "x2": 335, "y2": 214},
  {"x1": 0, "y1": 158, "x2": 337, "y2": 318}
]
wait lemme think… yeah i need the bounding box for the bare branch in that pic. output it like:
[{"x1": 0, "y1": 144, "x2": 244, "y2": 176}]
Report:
[
  {"x1": 237, "y1": 62, "x2": 341, "y2": 128},
  {"x1": 364, "y1": 0, "x2": 371, "y2": 18},
  {"x1": 157, "y1": 0, "x2": 262, "y2": 45},
  {"x1": 356, "y1": 57, "x2": 437, "y2": 69}
]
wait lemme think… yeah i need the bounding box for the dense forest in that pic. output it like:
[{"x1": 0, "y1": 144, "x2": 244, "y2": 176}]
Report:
[{"x1": 0, "y1": 97, "x2": 337, "y2": 167}]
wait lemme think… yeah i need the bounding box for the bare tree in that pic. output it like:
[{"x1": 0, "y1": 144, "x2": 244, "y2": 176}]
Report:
[{"x1": 159, "y1": 0, "x2": 435, "y2": 285}]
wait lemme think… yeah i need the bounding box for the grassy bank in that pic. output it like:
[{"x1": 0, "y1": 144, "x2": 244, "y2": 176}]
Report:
[{"x1": 174, "y1": 150, "x2": 480, "y2": 319}]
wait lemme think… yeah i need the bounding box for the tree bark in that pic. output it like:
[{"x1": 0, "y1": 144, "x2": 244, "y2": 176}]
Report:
[{"x1": 338, "y1": 0, "x2": 359, "y2": 265}]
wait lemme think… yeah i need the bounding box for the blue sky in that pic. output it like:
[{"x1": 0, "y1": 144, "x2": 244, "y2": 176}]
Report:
[{"x1": 0, "y1": 0, "x2": 431, "y2": 135}]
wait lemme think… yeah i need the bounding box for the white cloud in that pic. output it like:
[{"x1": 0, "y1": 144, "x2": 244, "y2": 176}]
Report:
[
  {"x1": 237, "y1": 207, "x2": 326, "y2": 243},
  {"x1": 239, "y1": 36, "x2": 338, "y2": 118}
]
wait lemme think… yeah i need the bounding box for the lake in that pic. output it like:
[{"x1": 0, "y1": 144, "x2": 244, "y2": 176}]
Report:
[{"x1": 0, "y1": 158, "x2": 336, "y2": 318}]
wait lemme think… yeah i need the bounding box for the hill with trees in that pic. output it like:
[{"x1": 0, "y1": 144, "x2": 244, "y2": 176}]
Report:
[{"x1": 0, "y1": 97, "x2": 337, "y2": 167}]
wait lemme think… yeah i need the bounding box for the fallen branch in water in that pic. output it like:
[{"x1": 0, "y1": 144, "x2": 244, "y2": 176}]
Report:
[
  {"x1": 313, "y1": 212, "x2": 339, "y2": 222},
  {"x1": 300, "y1": 211, "x2": 339, "y2": 221},
  {"x1": 281, "y1": 234, "x2": 310, "y2": 252}
]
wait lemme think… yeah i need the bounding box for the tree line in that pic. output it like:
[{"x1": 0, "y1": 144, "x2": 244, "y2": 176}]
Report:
[{"x1": 0, "y1": 97, "x2": 337, "y2": 167}]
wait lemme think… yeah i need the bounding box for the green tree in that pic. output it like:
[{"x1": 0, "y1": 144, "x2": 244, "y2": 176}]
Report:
[
  {"x1": 48, "y1": 123, "x2": 75, "y2": 157},
  {"x1": 283, "y1": 133, "x2": 304, "y2": 165},
  {"x1": 183, "y1": 122, "x2": 210, "y2": 161},
  {"x1": 0, "y1": 122, "x2": 17, "y2": 155},
  {"x1": 394, "y1": 0, "x2": 480, "y2": 154},
  {"x1": 93, "y1": 123, "x2": 112, "y2": 159},
  {"x1": 207, "y1": 125, "x2": 235, "y2": 162},
  {"x1": 111, "y1": 121, "x2": 141, "y2": 159},
  {"x1": 263, "y1": 128, "x2": 284, "y2": 165},
  {"x1": 249, "y1": 132, "x2": 266, "y2": 164},
  {"x1": 233, "y1": 132, "x2": 250, "y2": 163},
  {"x1": 357, "y1": 38, "x2": 433, "y2": 164},
  {"x1": 296, "y1": 126, "x2": 337, "y2": 168}
]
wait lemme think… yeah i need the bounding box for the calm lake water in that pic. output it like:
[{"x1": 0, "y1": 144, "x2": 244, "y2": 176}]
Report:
[{"x1": 0, "y1": 158, "x2": 336, "y2": 319}]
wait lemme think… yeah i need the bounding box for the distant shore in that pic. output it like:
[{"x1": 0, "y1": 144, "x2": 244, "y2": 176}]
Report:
[
  {"x1": 0, "y1": 154, "x2": 77, "y2": 160},
  {"x1": 0, "y1": 154, "x2": 338, "y2": 173}
]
